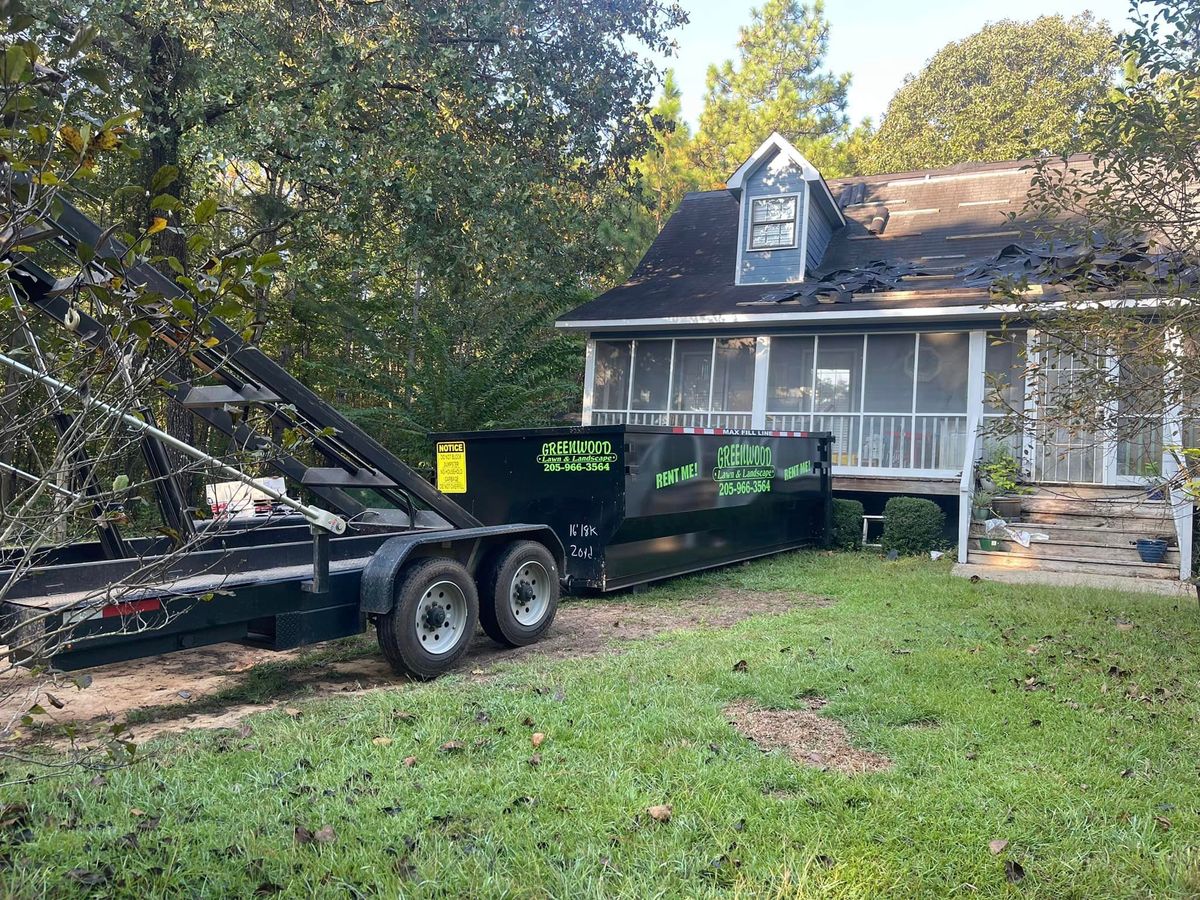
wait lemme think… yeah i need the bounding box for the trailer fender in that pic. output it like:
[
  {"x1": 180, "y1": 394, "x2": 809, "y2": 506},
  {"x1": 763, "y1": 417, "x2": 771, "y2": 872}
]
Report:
[{"x1": 359, "y1": 524, "x2": 564, "y2": 616}]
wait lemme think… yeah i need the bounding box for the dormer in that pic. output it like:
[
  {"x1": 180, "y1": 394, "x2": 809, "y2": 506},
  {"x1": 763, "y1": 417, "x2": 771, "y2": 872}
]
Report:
[{"x1": 728, "y1": 132, "x2": 846, "y2": 286}]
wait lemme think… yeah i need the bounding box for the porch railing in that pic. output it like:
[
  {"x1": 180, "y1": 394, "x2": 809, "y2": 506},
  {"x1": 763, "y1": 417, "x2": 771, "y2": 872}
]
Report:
[{"x1": 592, "y1": 410, "x2": 753, "y2": 430}]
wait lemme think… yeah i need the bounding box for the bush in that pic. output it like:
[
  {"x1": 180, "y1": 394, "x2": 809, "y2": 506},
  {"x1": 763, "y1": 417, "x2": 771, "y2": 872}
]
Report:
[
  {"x1": 881, "y1": 496, "x2": 945, "y2": 556},
  {"x1": 832, "y1": 498, "x2": 864, "y2": 550}
]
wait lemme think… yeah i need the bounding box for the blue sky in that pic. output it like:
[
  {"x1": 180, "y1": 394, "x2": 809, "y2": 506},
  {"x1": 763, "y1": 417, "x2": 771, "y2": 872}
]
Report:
[{"x1": 656, "y1": 0, "x2": 1136, "y2": 127}]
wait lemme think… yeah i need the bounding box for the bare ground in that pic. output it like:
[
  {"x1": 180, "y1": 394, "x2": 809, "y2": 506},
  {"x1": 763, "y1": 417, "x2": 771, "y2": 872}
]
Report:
[
  {"x1": 3, "y1": 588, "x2": 832, "y2": 742},
  {"x1": 724, "y1": 698, "x2": 892, "y2": 775}
]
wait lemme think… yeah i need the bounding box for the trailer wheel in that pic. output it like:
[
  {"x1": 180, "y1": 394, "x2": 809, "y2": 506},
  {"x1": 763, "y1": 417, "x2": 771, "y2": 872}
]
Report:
[
  {"x1": 480, "y1": 541, "x2": 560, "y2": 647},
  {"x1": 376, "y1": 557, "x2": 479, "y2": 679}
]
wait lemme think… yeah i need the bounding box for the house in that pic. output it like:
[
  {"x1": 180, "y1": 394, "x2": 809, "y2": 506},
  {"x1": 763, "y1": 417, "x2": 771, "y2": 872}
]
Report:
[{"x1": 556, "y1": 133, "x2": 1195, "y2": 587}]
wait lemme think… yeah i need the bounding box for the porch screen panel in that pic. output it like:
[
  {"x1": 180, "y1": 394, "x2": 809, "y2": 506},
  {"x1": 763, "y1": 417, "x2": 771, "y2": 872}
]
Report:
[
  {"x1": 913, "y1": 332, "x2": 969, "y2": 470},
  {"x1": 766, "y1": 336, "x2": 815, "y2": 413},
  {"x1": 815, "y1": 336, "x2": 864, "y2": 466},
  {"x1": 982, "y1": 331, "x2": 1027, "y2": 458},
  {"x1": 630, "y1": 340, "x2": 671, "y2": 417},
  {"x1": 862, "y1": 333, "x2": 915, "y2": 469},
  {"x1": 1117, "y1": 352, "x2": 1164, "y2": 478},
  {"x1": 593, "y1": 340, "x2": 632, "y2": 412},
  {"x1": 712, "y1": 338, "x2": 756, "y2": 411},
  {"x1": 670, "y1": 339, "x2": 713, "y2": 412}
]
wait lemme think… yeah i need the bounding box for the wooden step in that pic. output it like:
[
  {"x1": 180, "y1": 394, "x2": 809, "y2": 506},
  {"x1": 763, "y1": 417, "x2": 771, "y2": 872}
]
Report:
[
  {"x1": 966, "y1": 550, "x2": 1179, "y2": 579},
  {"x1": 969, "y1": 521, "x2": 1177, "y2": 548},
  {"x1": 1013, "y1": 496, "x2": 1173, "y2": 523},
  {"x1": 968, "y1": 537, "x2": 1180, "y2": 565},
  {"x1": 1026, "y1": 485, "x2": 1162, "y2": 502}
]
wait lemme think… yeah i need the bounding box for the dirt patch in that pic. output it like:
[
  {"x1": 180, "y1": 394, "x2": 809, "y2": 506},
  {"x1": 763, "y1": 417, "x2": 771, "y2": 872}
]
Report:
[
  {"x1": 724, "y1": 698, "x2": 892, "y2": 775},
  {"x1": 3, "y1": 588, "x2": 831, "y2": 742}
]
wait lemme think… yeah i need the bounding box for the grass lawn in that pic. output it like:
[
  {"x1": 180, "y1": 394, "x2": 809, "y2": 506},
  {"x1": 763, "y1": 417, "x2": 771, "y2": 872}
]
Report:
[{"x1": 3, "y1": 553, "x2": 1200, "y2": 898}]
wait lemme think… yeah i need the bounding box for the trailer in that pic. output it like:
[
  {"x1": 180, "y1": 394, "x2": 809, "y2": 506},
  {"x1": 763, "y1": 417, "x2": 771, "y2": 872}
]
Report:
[
  {"x1": 431, "y1": 425, "x2": 833, "y2": 592},
  {"x1": 0, "y1": 198, "x2": 832, "y2": 679}
]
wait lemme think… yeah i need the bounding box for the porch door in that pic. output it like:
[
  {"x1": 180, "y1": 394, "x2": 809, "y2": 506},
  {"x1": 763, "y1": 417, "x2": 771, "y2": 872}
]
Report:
[
  {"x1": 1030, "y1": 336, "x2": 1161, "y2": 486},
  {"x1": 1031, "y1": 338, "x2": 1106, "y2": 484}
]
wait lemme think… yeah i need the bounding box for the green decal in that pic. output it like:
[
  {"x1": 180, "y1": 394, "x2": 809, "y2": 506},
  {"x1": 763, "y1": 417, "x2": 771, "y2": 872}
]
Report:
[
  {"x1": 654, "y1": 461, "x2": 699, "y2": 489},
  {"x1": 783, "y1": 461, "x2": 813, "y2": 480},
  {"x1": 537, "y1": 439, "x2": 617, "y2": 473},
  {"x1": 713, "y1": 443, "x2": 775, "y2": 496}
]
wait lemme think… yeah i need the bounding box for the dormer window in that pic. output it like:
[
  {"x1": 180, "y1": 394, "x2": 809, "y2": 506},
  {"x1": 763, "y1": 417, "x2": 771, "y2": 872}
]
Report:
[{"x1": 748, "y1": 196, "x2": 798, "y2": 250}]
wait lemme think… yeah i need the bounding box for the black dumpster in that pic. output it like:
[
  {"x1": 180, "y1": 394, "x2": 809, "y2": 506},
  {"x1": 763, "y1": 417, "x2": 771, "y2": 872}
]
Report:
[{"x1": 430, "y1": 425, "x2": 833, "y2": 591}]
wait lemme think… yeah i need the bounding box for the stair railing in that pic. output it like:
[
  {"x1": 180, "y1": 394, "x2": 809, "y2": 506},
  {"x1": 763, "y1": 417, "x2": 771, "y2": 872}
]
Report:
[{"x1": 957, "y1": 410, "x2": 984, "y2": 564}]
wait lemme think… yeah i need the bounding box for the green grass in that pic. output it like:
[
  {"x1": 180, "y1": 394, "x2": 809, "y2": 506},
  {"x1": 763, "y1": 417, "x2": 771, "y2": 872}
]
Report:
[{"x1": 4, "y1": 553, "x2": 1200, "y2": 898}]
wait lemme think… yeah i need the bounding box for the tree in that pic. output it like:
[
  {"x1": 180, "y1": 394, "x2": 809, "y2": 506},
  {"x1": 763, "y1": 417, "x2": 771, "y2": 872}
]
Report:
[
  {"x1": 601, "y1": 69, "x2": 703, "y2": 280},
  {"x1": 866, "y1": 15, "x2": 1118, "y2": 174},
  {"x1": 985, "y1": 0, "x2": 1200, "y2": 506},
  {"x1": 693, "y1": 0, "x2": 853, "y2": 183}
]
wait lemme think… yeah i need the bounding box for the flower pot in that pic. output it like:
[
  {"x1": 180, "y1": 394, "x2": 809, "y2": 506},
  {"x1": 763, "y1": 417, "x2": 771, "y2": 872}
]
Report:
[
  {"x1": 978, "y1": 537, "x2": 999, "y2": 551},
  {"x1": 1136, "y1": 538, "x2": 1168, "y2": 564},
  {"x1": 991, "y1": 496, "x2": 1023, "y2": 522},
  {"x1": 971, "y1": 505, "x2": 990, "y2": 523}
]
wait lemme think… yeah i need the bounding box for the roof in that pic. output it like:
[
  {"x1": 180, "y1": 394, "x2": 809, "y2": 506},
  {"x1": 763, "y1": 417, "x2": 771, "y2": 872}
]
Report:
[{"x1": 559, "y1": 154, "x2": 1097, "y2": 329}]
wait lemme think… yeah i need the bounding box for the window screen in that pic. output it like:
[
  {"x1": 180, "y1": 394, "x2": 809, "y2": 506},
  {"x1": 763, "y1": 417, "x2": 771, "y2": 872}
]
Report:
[
  {"x1": 630, "y1": 340, "x2": 672, "y2": 410},
  {"x1": 593, "y1": 340, "x2": 631, "y2": 410}
]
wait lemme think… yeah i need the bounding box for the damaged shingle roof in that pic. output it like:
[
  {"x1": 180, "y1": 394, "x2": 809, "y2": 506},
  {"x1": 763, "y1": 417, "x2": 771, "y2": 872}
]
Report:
[{"x1": 559, "y1": 154, "x2": 1098, "y2": 325}]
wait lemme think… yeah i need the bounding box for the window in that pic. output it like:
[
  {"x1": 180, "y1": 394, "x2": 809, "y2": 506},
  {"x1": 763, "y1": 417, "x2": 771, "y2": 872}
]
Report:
[
  {"x1": 748, "y1": 196, "x2": 798, "y2": 250},
  {"x1": 712, "y1": 338, "x2": 756, "y2": 411},
  {"x1": 767, "y1": 336, "x2": 815, "y2": 412},
  {"x1": 630, "y1": 340, "x2": 671, "y2": 410},
  {"x1": 593, "y1": 341, "x2": 632, "y2": 410},
  {"x1": 671, "y1": 339, "x2": 712, "y2": 411}
]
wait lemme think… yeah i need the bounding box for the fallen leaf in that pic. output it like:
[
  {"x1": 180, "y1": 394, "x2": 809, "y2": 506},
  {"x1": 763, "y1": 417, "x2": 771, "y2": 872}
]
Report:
[
  {"x1": 439, "y1": 740, "x2": 465, "y2": 753},
  {"x1": 471, "y1": 669, "x2": 486, "y2": 675},
  {"x1": 647, "y1": 804, "x2": 672, "y2": 823},
  {"x1": 521, "y1": 716, "x2": 535, "y2": 728},
  {"x1": 403, "y1": 756, "x2": 417, "y2": 768},
  {"x1": 236, "y1": 723, "x2": 254, "y2": 739},
  {"x1": 254, "y1": 882, "x2": 284, "y2": 896},
  {"x1": 815, "y1": 854, "x2": 835, "y2": 868},
  {"x1": 989, "y1": 839, "x2": 1009, "y2": 855},
  {"x1": 732, "y1": 660, "x2": 749, "y2": 674},
  {"x1": 392, "y1": 711, "x2": 416, "y2": 723},
  {"x1": 129, "y1": 807, "x2": 145, "y2": 817},
  {"x1": 45, "y1": 693, "x2": 65, "y2": 710},
  {"x1": 372, "y1": 737, "x2": 393, "y2": 746},
  {"x1": 314, "y1": 825, "x2": 337, "y2": 844},
  {"x1": 1004, "y1": 860, "x2": 1026, "y2": 883},
  {"x1": 969, "y1": 574, "x2": 981, "y2": 583},
  {"x1": 66, "y1": 868, "x2": 110, "y2": 886},
  {"x1": 294, "y1": 825, "x2": 314, "y2": 844},
  {"x1": 474, "y1": 710, "x2": 490, "y2": 725},
  {"x1": 531, "y1": 732, "x2": 546, "y2": 749},
  {"x1": 88, "y1": 775, "x2": 107, "y2": 788},
  {"x1": 528, "y1": 753, "x2": 541, "y2": 767},
  {"x1": 1155, "y1": 815, "x2": 1171, "y2": 831},
  {"x1": 283, "y1": 707, "x2": 302, "y2": 718}
]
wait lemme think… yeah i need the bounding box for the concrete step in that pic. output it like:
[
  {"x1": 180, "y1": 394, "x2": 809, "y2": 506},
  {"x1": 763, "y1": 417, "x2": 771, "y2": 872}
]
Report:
[
  {"x1": 969, "y1": 521, "x2": 1177, "y2": 548},
  {"x1": 967, "y1": 536, "x2": 1180, "y2": 565},
  {"x1": 966, "y1": 550, "x2": 1180, "y2": 580}
]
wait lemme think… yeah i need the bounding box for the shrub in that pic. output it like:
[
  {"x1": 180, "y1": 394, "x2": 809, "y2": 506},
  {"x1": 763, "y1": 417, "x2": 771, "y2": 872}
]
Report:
[
  {"x1": 881, "y1": 496, "x2": 945, "y2": 556},
  {"x1": 831, "y1": 498, "x2": 864, "y2": 550}
]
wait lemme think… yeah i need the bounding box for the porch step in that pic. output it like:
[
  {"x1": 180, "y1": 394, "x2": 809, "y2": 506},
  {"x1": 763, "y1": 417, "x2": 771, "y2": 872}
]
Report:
[
  {"x1": 965, "y1": 550, "x2": 1179, "y2": 580},
  {"x1": 968, "y1": 521, "x2": 1176, "y2": 548},
  {"x1": 967, "y1": 536, "x2": 1180, "y2": 566},
  {"x1": 1012, "y1": 495, "x2": 1173, "y2": 525}
]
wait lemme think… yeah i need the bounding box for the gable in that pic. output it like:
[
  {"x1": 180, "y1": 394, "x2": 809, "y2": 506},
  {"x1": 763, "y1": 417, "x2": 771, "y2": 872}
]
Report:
[{"x1": 737, "y1": 148, "x2": 808, "y2": 285}]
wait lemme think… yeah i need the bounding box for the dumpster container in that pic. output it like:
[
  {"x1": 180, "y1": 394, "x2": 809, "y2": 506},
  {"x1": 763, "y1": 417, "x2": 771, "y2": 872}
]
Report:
[{"x1": 430, "y1": 425, "x2": 833, "y2": 591}]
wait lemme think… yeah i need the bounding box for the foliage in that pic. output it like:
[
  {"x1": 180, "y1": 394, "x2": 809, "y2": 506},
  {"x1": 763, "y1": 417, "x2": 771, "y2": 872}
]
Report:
[
  {"x1": 880, "y1": 497, "x2": 945, "y2": 556},
  {"x1": 4, "y1": 553, "x2": 1200, "y2": 895},
  {"x1": 995, "y1": 0, "x2": 1200, "y2": 500},
  {"x1": 865, "y1": 15, "x2": 1117, "y2": 174},
  {"x1": 693, "y1": 0, "x2": 860, "y2": 184},
  {"x1": 977, "y1": 450, "x2": 1031, "y2": 496},
  {"x1": 831, "y1": 497, "x2": 863, "y2": 550}
]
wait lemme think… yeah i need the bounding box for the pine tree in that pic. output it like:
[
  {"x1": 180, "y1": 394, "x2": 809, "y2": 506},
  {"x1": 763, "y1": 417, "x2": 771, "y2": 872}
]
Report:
[{"x1": 694, "y1": 0, "x2": 852, "y2": 183}]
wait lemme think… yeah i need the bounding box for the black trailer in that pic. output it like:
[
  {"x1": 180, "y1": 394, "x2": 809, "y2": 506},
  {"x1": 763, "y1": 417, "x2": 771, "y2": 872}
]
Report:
[
  {"x1": 431, "y1": 425, "x2": 833, "y2": 591},
  {"x1": 1, "y1": 196, "x2": 832, "y2": 680}
]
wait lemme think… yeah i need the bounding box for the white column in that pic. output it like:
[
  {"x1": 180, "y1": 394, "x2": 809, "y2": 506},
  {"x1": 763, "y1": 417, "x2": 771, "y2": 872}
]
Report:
[
  {"x1": 1022, "y1": 329, "x2": 1040, "y2": 480},
  {"x1": 581, "y1": 338, "x2": 596, "y2": 426},
  {"x1": 1163, "y1": 327, "x2": 1193, "y2": 581},
  {"x1": 958, "y1": 330, "x2": 988, "y2": 564},
  {"x1": 751, "y1": 335, "x2": 770, "y2": 430}
]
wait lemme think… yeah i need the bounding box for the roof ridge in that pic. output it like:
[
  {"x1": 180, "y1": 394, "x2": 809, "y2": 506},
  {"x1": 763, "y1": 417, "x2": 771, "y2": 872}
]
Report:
[{"x1": 827, "y1": 152, "x2": 1095, "y2": 186}]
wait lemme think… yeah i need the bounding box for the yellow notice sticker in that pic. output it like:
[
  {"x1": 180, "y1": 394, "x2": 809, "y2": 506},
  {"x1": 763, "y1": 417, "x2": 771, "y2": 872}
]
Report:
[{"x1": 436, "y1": 441, "x2": 467, "y2": 493}]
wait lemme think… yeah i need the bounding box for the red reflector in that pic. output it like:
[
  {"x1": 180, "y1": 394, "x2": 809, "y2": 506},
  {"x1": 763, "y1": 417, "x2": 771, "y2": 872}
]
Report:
[{"x1": 102, "y1": 598, "x2": 163, "y2": 618}]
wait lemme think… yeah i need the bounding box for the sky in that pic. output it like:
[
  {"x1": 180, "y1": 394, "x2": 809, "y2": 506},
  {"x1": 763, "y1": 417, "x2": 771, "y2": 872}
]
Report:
[{"x1": 657, "y1": 0, "x2": 1136, "y2": 127}]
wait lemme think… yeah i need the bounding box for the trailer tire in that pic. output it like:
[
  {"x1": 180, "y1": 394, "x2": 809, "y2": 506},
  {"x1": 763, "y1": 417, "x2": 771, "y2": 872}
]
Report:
[
  {"x1": 376, "y1": 557, "x2": 479, "y2": 679},
  {"x1": 480, "y1": 541, "x2": 560, "y2": 647}
]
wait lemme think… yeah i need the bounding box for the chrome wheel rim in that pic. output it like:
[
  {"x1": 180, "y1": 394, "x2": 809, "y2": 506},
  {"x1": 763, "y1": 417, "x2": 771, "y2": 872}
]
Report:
[
  {"x1": 415, "y1": 580, "x2": 467, "y2": 655},
  {"x1": 510, "y1": 560, "x2": 550, "y2": 626}
]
